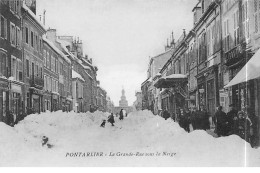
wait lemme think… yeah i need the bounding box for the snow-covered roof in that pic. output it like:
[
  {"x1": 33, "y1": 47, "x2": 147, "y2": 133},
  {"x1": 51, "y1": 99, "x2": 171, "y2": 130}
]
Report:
[
  {"x1": 56, "y1": 39, "x2": 76, "y2": 61},
  {"x1": 42, "y1": 35, "x2": 71, "y2": 64},
  {"x1": 72, "y1": 70, "x2": 85, "y2": 82},
  {"x1": 22, "y1": 2, "x2": 46, "y2": 31},
  {"x1": 162, "y1": 74, "x2": 187, "y2": 79},
  {"x1": 81, "y1": 58, "x2": 93, "y2": 68}
]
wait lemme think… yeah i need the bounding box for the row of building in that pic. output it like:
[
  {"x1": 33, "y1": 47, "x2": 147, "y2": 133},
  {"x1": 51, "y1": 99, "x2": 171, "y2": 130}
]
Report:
[
  {"x1": 141, "y1": 0, "x2": 260, "y2": 146},
  {"x1": 0, "y1": 0, "x2": 113, "y2": 125}
]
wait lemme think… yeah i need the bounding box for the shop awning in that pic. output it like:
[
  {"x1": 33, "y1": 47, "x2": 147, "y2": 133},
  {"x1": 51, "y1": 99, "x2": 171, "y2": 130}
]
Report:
[
  {"x1": 154, "y1": 74, "x2": 188, "y2": 88},
  {"x1": 224, "y1": 48, "x2": 260, "y2": 88}
]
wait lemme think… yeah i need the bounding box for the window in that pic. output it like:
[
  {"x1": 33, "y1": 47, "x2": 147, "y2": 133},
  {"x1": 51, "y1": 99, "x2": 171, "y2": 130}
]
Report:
[
  {"x1": 233, "y1": 10, "x2": 239, "y2": 46},
  {"x1": 16, "y1": 27, "x2": 21, "y2": 48},
  {"x1": 0, "y1": 15, "x2": 7, "y2": 38},
  {"x1": 43, "y1": 50, "x2": 46, "y2": 66},
  {"x1": 31, "y1": 31, "x2": 34, "y2": 47},
  {"x1": 11, "y1": 56, "x2": 22, "y2": 81},
  {"x1": 0, "y1": 51, "x2": 7, "y2": 77},
  {"x1": 39, "y1": 37, "x2": 42, "y2": 52},
  {"x1": 44, "y1": 75, "x2": 46, "y2": 90},
  {"x1": 40, "y1": 67, "x2": 42, "y2": 78},
  {"x1": 35, "y1": 35, "x2": 38, "y2": 51},
  {"x1": 18, "y1": 59, "x2": 22, "y2": 81},
  {"x1": 10, "y1": 22, "x2": 16, "y2": 46},
  {"x1": 26, "y1": 59, "x2": 29, "y2": 77},
  {"x1": 35, "y1": 64, "x2": 38, "y2": 76},
  {"x1": 56, "y1": 81, "x2": 58, "y2": 93},
  {"x1": 223, "y1": 19, "x2": 230, "y2": 52},
  {"x1": 25, "y1": 27, "x2": 29, "y2": 44},
  {"x1": 51, "y1": 56, "x2": 55, "y2": 71},
  {"x1": 242, "y1": 1, "x2": 249, "y2": 40},
  {"x1": 9, "y1": 0, "x2": 15, "y2": 13},
  {"x1": 46, "y1": 52, "x2": 50, "y2": 68}
]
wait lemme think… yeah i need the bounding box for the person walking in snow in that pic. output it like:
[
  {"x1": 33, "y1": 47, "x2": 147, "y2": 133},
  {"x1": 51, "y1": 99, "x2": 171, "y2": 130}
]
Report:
[
  {"x1": 108, "y1": 113, "x2": 115, "y2": 126},
  {"x1": 190, "y1": 107, "x2": 197, "y2": 130},
  {"x1": 119, "y1": 109, "x2": 124, "y2": 120},
  {"x1": 201, "y1": 107, "x2": 210, "y2": 131},
  {"x1": 226, "y1": 104, "x2": 238, "y2": 135},
  {"x1": 215, "y1": 106, "x2": 228, "y2": 137}
]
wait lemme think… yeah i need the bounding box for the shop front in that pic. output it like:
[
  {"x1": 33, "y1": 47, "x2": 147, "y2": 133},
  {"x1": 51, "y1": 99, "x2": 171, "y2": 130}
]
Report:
[
  {"x1": 51, "y1": 93, "x2": 59, "y2": 112},
  {"x1": 224, "y1": 47, "x2": 260, "y2": 147},
  {"x1": 60, "y1": 97, "x2": 66, "y2": 112},
  {"x1": 10, "y1": 82, "x2": 24, "y2": 123},
  {"x1": 66, "y1": 96, "x2": 73, "y2": 112},
  {"x1": 43, "y1": 92, "x2": 51, "y2": 112},
  {"x1": 30, "y1": 87, "x2": 44, "y2": 114},
  {"x1": 154, "y1": 74, "x2": 188, "y2": 121},
  {"x1": 0, "y1": 78, "x2": 9, "y2": 123}
]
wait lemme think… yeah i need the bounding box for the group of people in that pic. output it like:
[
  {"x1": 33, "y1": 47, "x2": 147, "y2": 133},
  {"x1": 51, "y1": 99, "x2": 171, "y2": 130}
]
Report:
[
  {"x1": 100, "y1": 109, "x2": 126, "y2": 128},
  {"x1": 161, "y1": 104, "x2": 257, "y2": 147},
  {"x1": 161, "y1": 107, "x2": 210, "y2": 133},
  {"x1": 214, "y1": 105, "x2": 257, "y2": 146}
]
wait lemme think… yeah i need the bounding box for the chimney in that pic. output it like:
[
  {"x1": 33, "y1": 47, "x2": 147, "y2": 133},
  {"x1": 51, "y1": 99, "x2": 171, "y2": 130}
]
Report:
[
  {"x1": 46, "y1": 29, "x2": 57, "y2": 43},
  {"x1": 171, "y1": 31, "x2": 175, "y2": 47},
  {"x1": 43, "y1": 9, "x2": 46, "y2": 26},
  {"x1": 90, "y1": 58, "x2": 92, "y2": 64}
]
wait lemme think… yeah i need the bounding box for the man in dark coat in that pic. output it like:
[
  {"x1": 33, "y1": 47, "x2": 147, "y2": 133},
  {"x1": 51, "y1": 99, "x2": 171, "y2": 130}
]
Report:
[
  {"x1": 190, "y1": 107, "x2": 197, "y2": 130},
  {"x1": 183, "y1": 108, "x2": 191, "y2": 132},
  {"x1": 119, "y1": 109, "x2": 124, "y2": 120},
  {"x1": 163, "y1": 109, "x2": 170, "y2": 120},
  {"x1": 201, "y1": 107, "x2": 210, "y2": 130},
  {"x1": 215, "y1": 106, "x2": 228, "y2": 137},
  {"x1": 108, "y1": 113, "x2": 115, "y2": 126},
  {"x1": 226, "y1": 104, "x2": 238, "y2": 135}
]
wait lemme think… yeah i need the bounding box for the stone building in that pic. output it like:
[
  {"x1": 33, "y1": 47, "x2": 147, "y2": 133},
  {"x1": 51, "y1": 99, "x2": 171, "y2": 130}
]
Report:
[
  {"x1": 0, "y1": 0, "x2": 23, "y2": 123},
  {"x1": 22, "y1": 1, "x2": 45, "y2": 115}
]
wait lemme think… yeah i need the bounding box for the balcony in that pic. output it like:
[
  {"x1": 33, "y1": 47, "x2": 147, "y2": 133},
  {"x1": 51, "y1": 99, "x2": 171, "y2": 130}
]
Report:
[{"x1": 29, "y1": 75, "x2": 44, "y2": 90}]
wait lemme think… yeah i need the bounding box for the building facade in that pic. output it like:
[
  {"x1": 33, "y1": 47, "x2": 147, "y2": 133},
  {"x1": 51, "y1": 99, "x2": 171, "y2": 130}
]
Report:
[
  {"x1": 22, "y1": 1, "x2": 45, "y2": 115},
  {"x1": 0, "y1": 0, "x2": 23, "y2": 124}
]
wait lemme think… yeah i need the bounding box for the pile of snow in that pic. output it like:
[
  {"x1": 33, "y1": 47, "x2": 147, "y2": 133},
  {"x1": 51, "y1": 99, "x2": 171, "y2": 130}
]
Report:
[{"x1": 0, "y1": 110, "x2": 259, "y2": 166}]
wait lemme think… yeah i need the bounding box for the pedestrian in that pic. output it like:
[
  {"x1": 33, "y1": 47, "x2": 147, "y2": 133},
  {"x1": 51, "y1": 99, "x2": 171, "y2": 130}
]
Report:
[
  {"x1": 226, "y1": 104, "x2": 238, "y2": 135},
  {"x1": 190, "y1": 107, "x2": 197, "y2": 130},
  {"x1": 108, "y1": 113, "x2": 115, "y2": 126},
  {"x1": 234, "y1": 110, "x2": 253, "y2": 143},
  {"x1": 7, "y1": 110, "x2": 14, "y2": 127},
  {"x1": 163, "y1": 109, "x2": 170, "y2": 120},
  {"x1": 178, "y1": 108, "x2": 185, "y2": 129},
  {"x1": 201, "y1": 107, "x2": 210, "y2": 130},
  {"x1": 214, "y1": 106, "x2": 228, "y2": 137},
  {"x1": 119, "y1": 109, "x2": 124, "y2": 120},
  {"x1": 183, "y1": 108, "x2": 191, "y2": 132}
]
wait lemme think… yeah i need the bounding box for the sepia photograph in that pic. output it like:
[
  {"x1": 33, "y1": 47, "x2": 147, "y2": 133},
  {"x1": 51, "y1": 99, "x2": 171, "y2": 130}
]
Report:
[{"x1": 0, "y1": 0, "x2": 260, "y2": 167}]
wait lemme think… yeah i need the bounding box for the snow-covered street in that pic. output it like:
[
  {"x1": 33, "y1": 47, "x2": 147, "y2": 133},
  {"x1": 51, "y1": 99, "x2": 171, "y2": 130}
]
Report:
[{"x1": 0, "y1": 110, "x2": 260, "y2": 167}]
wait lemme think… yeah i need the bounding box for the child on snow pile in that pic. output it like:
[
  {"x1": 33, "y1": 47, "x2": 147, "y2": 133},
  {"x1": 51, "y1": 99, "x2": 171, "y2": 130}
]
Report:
[{"x1": 100, "y1": 120, "x2": 106, "y2": 127}]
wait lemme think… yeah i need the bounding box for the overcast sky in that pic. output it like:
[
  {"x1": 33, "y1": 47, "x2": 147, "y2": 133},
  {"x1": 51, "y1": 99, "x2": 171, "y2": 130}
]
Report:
[{"x1": 37, "y1": 0, "x2": 197, "y2": 106}]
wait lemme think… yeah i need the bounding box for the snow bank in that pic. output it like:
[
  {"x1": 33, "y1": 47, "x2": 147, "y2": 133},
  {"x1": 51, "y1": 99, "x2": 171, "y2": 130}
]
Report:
[{"x1": 0, "y1": 110, "x2": 259, "y2": 166}]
